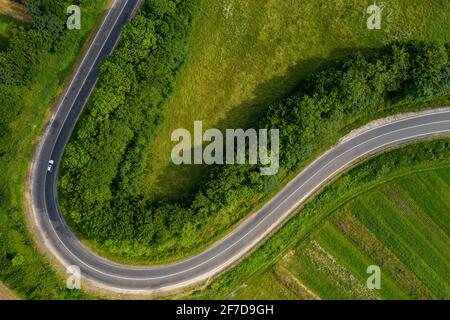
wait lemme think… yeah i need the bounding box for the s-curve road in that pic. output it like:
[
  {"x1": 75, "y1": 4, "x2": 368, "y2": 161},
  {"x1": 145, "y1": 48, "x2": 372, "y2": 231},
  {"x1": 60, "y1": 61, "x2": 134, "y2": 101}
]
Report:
[{"x1": 29, "y1": 1, "x2": 450, "y2": 295}]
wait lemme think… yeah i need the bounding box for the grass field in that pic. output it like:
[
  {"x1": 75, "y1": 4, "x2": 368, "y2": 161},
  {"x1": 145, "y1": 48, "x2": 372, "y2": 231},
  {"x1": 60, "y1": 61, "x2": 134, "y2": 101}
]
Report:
[
  {"x1": 142, "y1": 0, "x2": 450, "y2": 200},
  {"x1": 0, "y1": 14, "x2": 20, "y2": 48},
  {"x1": 0, "y1": 1, "x2": 106, "y2": 299},
  {"x1": 213, "y1": 167, "x2": 450, "y2": 300},
  {"x1": 0, "y1": 0, "x2": 29, "y2": 21}
]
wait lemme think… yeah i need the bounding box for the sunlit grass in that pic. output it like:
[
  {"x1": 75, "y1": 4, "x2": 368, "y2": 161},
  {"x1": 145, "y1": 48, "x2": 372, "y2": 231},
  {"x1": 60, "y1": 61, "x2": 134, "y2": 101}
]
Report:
[
  {"x1": 143, "y1": 0, "x2": 450, "y2": 200},
  {"x1": 0, "y1": 2, "x2": 107, "y2": 299},
  {"x1": 219, "y1": 167, "x2": 450, "y2": 299}
]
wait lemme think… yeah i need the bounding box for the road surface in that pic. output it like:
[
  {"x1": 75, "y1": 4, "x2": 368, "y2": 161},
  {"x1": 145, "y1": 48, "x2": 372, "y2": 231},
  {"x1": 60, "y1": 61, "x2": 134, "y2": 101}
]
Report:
[{"x1": 29, "y1": 0, "x2": 450, "y2": 294}]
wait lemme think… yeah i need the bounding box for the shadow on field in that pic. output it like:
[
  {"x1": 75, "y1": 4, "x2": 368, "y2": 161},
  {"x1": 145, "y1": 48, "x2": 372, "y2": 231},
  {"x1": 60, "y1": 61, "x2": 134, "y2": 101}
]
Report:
[{"x1": 148, "y1": 47, "x2": 374, "y2": 201}]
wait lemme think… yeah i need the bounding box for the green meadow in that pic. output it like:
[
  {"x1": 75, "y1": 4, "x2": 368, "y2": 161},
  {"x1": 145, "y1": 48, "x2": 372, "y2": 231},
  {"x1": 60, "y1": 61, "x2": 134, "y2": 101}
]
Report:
[{"x1": 143, "y1": 0, "x2": 450, "y2": 200}]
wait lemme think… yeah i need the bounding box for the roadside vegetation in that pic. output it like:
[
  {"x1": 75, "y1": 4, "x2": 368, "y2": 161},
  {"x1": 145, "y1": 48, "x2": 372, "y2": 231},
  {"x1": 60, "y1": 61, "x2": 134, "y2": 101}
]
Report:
[
  {"x1": 193, "y1": 139, "x2": 450, "y2": 300},
  {"x1": 59, "y1": 0, "x2": 450, "y2": 264},
  {"x1": 0, "y1": 0, "x2": 30, "y2": 21},
  {"x1": 0, "y1": 0, "x2": 447, "y2": 300},
  {"x1": 0, "y1": 0, "x2": 106, "y2": 299}
]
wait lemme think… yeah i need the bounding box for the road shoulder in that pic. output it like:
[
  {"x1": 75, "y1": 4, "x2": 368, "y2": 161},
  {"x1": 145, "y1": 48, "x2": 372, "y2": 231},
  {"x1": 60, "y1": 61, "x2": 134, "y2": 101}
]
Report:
[{"x1": 0, "y1": 282, "x2": 18, "y2": 300}]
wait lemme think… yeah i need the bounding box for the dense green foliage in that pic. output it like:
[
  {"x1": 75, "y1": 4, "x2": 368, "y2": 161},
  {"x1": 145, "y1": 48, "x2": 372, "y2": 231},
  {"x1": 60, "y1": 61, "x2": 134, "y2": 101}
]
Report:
[
  {"x1": 232, "y1": 164, "x2": 450, "y2": 299},
  {"x1": 265, "y1": 42, "x2": 449, "y2": 171},
  {"x1": 194, "y1": 139, "x2": 450, "y2": 299},
  {"x1": 0, "y1": 0, "x2": 105, "y2": 299},
  {"x1": 61, "y1": 37, "x2": 450, "y2": 262},
  {"x1": 60, "y1": 0, "x2": 199, "y2": 256},
  {"x1": 0, "y1": 0, "x2": 82, "y2": 86}
]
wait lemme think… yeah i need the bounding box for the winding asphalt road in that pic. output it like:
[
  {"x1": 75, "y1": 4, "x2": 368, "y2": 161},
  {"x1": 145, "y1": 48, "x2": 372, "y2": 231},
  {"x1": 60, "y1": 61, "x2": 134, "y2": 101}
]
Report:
[{"x1": 29, "y1": 0, "x2": 450, "y2": 294}]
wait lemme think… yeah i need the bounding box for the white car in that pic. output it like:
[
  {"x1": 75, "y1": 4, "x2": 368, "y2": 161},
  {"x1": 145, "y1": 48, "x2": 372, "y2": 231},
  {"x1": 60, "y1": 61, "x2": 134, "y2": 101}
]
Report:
[{"x1": 47, "y1": 160, "x2": 54, "y2": 173}]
